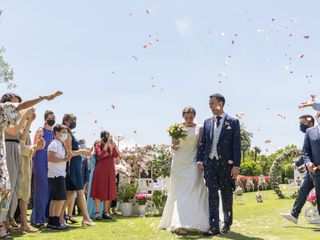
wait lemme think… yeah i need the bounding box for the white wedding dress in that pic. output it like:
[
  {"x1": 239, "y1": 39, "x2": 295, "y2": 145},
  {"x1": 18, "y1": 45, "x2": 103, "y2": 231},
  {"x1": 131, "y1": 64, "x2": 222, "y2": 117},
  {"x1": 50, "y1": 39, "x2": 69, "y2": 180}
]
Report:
[{"x1": 159, "y1": 125, "x2": 210, "y2": 232}]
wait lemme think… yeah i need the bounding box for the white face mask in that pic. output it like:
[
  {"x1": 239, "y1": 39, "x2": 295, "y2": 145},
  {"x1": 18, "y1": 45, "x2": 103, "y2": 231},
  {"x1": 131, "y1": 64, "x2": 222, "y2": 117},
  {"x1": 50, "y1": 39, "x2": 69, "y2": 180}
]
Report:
[{"x1": 60, "y1": 133, "x2": 68, "y2": 142}]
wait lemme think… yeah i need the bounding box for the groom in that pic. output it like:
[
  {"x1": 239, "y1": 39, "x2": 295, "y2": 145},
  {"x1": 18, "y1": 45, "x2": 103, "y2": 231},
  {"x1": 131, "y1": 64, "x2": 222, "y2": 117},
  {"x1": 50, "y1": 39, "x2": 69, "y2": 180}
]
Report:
[{"x1": 197, "y1": 93, "x2": 241, "y2": 236}]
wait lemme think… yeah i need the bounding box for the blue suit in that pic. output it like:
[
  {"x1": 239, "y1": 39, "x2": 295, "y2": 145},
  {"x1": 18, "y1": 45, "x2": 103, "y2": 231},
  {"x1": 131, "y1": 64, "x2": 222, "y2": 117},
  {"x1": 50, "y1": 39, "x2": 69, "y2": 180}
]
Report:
[
  {"x1": 301, "y1": 126, "x2": 320, "y2": 215},
  {"x1": 197, "y1": 114, "x2": 241, "y2": 229}
]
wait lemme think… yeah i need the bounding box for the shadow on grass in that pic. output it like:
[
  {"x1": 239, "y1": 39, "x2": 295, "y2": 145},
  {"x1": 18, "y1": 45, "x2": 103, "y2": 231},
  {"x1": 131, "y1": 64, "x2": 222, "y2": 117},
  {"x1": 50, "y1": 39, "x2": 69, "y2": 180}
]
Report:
[
  {"x1": 171, "y1": 231, "x2": 264, "y2": 240},
  {"x1": 284, "y1": 225, "x2": 318, "y2": 230},
  {"x1": 220, "y1": 232, "x2": 264, "y2": 240}
]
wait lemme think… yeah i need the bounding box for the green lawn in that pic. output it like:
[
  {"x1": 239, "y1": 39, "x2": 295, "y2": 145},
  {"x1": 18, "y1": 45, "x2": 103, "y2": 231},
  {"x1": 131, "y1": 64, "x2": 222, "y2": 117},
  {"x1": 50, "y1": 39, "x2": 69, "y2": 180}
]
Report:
[{"x1": 11, "y1": 190, "x2": 320, "y2": 240}]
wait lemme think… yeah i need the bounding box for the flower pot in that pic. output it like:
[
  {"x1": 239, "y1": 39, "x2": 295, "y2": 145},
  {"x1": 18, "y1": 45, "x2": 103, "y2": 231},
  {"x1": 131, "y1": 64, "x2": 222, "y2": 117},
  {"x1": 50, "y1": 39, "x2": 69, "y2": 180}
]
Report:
[
  {"x1": 132, "y1": 204, "x2": 139, "y2": 216},
  {"x1": 121, "y1": 202, "x2": 133, "y2": 217},
  {"x1": 138, "y1": 205, "x2": 146, "y2": 217},
  {"x1": 304, "y1": 205, "x2": 320, "y2": 224},
  {"x1": 158, "y1": 206, "x2": 164, "y2": 216}
]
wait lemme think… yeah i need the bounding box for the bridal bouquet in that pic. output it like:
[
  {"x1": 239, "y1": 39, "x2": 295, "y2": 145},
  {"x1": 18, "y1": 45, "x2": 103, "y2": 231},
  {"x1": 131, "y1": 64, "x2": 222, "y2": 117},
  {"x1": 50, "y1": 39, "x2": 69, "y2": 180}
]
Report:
[
  {"x1": 167, "y1": 123, "x2": 188, "y2": 140},
  {"x1": 307, "y1": 189, "x2": 317, "y2": 206}
]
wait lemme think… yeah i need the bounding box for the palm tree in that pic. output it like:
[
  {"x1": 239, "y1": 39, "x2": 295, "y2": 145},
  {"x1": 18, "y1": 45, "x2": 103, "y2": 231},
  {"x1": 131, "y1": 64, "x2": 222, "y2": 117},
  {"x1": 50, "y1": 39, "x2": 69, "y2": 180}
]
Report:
[
  {"x1": 253, "y1": 146, "x2": 262, "y2": 162},
  {"x1": 240, "y1": 123, "x2": 253, "y2": 162}
]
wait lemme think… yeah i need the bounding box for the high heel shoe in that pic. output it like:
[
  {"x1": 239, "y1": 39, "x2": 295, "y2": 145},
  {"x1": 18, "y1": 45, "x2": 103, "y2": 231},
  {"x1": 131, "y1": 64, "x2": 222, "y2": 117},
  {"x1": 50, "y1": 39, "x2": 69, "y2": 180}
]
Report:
[
  {"x1": 81, "y1": 220, "x2": 96, "y2": 227},
  {"x1": 66, "y1": 215, "x2": 78, "y2": 224}
]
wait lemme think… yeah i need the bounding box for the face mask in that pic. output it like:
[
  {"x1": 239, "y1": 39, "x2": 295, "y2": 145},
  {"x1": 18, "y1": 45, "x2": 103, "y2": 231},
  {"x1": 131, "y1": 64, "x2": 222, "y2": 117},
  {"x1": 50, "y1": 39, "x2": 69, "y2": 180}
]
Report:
[
  {"x1": 300, "y1": 123, "x2": 308, "y2": 133},
  {"x1": 47, "y1": 119, "x2": 55, "y2": 127},
  {"x1": 60, "y1": 133, "x2": 68, "y2": 142},
  {"x1": 69, "y1": 122, "x2": 77, "y2": 129}
]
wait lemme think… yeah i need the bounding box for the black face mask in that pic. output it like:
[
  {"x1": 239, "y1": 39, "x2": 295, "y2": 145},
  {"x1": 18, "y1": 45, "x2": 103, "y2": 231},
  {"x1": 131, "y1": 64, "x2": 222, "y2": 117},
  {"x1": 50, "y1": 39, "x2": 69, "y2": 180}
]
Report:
[
  {"x1": 47, "y1": 119, "x2": 56, "y2": 127},
  {"x1": 69, "y1": 122, "x2": 77, "y2": 129},
  {"x1": 300, "y1": 123, "x2": 308, "y2": 133}
]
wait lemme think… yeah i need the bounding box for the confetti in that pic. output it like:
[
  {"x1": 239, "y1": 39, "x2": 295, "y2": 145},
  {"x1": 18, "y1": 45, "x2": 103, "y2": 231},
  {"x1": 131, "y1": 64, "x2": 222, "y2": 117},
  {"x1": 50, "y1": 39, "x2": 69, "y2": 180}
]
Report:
[
  {"x1": 220, "y1": 32, "x2": 225, "y2": 37},
  {"x1": 132, "y1": 55, "x2": 138, "y2": 61},
  {"x1": 111, "y1": 104, "x2": 116, "y2": 109},
  {"x1": 128, "y1": 12, "x2": 133, "y2": 16},
  {"x1": 265, "y1": 140, "x2": 272, "y2": 144},
  {"x1": 304, "y1": 35, "x2": 310, "y2": 39},
  {"x1": 146, "y1": 9, "x2": 150, "y2": 14},
  {"x1": 299, "y1": 54, "x2": 304, "y2": 58}
]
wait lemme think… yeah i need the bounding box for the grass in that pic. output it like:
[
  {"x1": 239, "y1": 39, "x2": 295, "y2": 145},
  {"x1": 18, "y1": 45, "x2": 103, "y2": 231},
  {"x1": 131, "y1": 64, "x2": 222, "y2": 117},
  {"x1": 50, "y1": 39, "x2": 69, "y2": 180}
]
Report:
[{"x1": 10, "y1": 189, "x2": 320, "y2": 240}]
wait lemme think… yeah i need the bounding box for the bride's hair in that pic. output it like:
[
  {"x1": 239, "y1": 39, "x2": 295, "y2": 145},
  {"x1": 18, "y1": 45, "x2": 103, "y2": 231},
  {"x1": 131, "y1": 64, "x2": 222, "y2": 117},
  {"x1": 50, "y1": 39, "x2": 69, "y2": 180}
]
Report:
[{"x1": 182, "y1": 106, "x2": 196, "y2": 117}]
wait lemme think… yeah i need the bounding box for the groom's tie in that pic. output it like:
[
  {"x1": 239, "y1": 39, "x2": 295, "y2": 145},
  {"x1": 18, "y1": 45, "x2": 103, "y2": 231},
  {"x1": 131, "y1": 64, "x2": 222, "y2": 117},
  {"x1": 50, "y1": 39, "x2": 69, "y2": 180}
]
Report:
[{"x1": 216, "y1": 116, "x2": 222, "y2": 128}]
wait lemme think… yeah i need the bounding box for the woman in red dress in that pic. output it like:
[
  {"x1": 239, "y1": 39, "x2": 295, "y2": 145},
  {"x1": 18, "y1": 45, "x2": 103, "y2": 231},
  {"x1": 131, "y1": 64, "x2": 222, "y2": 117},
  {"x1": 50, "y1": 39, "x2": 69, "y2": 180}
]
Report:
[{"x1": 90, "y1": 131, "x2": 119, "y2": 220}]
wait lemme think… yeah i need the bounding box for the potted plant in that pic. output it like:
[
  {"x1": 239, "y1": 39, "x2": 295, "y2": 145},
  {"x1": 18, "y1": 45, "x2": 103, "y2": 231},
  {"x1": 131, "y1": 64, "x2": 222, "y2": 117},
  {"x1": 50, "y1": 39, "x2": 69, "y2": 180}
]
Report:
[
  {"x1": 152, "y1": 190, "x2": 167, "y2": 215},
  {"x1": 305, "y1": 189, "x2": 320, "y2": 224},
  {"x1": 135, "y1": 193, "x2": 152, "y2": 217},
  {"x1": 118, "y1": 183, "x2": 137, "y2": 217}
]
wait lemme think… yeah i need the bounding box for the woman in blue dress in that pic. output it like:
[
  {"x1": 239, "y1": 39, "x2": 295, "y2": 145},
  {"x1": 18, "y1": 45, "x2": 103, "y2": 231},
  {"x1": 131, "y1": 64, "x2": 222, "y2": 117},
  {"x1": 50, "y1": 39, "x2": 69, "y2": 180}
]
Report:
[
  {"x1": 60, "y1": 114, "x2": 95, "y2": 227},
  {"x1": 30, "y1": 110, "x2": 56, "y2": 227},
  {"x1": 86, "y1": 140, "x2": 104, "y2": 219}
]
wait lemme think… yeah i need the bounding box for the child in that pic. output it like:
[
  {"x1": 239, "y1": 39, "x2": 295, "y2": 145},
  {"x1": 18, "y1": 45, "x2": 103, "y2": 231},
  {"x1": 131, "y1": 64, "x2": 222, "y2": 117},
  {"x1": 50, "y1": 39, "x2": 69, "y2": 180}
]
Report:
[
  {"x1": 299, "y1": 94, "x2": 320, "y2": 111},
  {"x1": 47, "y1": 124, "x2": 72, "y2": 230}
]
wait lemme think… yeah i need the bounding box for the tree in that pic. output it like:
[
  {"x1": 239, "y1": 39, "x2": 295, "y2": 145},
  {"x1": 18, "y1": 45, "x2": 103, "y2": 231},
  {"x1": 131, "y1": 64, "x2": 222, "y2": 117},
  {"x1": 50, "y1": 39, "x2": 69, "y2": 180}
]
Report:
[
  {"x1": 253, "y1": 146, "x2": 262, "y2": 162},
  {"x1": 240, "y1": 123, "x2": 253, "y2": 162},
  {"x1": 0, "y1": 11, "x2": 16, "y2": 89}
]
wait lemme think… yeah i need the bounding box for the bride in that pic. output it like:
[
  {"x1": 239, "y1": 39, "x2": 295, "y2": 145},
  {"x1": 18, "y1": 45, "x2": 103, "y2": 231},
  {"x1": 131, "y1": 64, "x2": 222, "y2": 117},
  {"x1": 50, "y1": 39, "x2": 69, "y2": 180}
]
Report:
[{"x1": 159, "y1": 107, "x2": 210, "y2": 234}]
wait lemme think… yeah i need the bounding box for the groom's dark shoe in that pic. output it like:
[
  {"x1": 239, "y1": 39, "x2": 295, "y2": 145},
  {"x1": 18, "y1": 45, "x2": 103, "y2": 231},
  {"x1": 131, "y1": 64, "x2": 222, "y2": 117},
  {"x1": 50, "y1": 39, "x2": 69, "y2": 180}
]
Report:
[
  {"x1": 203, "y1": 228, "x2": 221, "y2": 236},
  {"x1": 221, "y1": 224, "x2": 231, "y2": 234}
]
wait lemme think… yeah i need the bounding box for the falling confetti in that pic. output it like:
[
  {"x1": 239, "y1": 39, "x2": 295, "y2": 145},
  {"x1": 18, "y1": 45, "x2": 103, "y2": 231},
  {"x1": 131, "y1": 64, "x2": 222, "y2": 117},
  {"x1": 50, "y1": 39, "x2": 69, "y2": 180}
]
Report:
[
  {"x1": 265, "y1": 140, "x2": 272, "y2": 144},
  {"x1": 303, "y1": 35, "x2": 310, "y2": 39},
  {"x1": 132, "y1": 55, "x2": 138, "y2": 61},
  {"x1": 220, "y1": 32, "x2": 225, "y2": 37},
  {"x1": 128, "y1": 12, "x2": 133, "y2": 16},
  {"x1": 111, "y1": 104, "x2": 116, "y2": 110},
  {"x1": 299, "y1": 54, "x2": 304, "y2": 58},
  {"x1": 146, "y1": 9, "x2": 150, "y2": 14}
]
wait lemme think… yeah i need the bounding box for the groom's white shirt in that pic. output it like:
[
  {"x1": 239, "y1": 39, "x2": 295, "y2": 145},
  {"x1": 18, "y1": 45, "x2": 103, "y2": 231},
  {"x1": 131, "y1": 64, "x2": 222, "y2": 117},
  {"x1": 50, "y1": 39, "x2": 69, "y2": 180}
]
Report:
[{"x1": 209, "y1": 113, "x2": 226, "y2": 160}]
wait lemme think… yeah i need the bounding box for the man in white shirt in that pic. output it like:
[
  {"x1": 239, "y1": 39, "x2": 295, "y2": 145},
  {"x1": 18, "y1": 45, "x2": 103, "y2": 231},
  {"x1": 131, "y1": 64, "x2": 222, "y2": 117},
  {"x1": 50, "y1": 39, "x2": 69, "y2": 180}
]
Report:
[{"x1": 47, "y1": 124, "x2": 71, "y2": 230}]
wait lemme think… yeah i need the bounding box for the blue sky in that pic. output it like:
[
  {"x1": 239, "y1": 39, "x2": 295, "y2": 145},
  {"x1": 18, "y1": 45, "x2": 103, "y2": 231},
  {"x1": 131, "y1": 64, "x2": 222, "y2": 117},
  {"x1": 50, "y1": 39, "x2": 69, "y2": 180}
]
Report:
[{"x1": 0, "y1": 0, "x2": 319, "y2": 153}]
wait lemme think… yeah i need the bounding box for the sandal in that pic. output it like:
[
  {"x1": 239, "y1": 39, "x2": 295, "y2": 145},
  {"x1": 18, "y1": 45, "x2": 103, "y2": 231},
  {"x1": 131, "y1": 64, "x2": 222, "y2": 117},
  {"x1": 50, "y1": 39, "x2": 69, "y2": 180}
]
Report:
[
  {"x1": 66, "y1": 215, "x2": 78, "y2": 224},
  {"x1": 8, "y1": 219, "x2": 18, "y2": 228},
  {"x1": 94, "y1": 212, "x2": 102, "y2": 221},
  {"x1": 20, "y1": 225, "x2": 39, "y2": 233},
  {"x1": 0, "y1": 226, "x2": 12, "y2": 239}
]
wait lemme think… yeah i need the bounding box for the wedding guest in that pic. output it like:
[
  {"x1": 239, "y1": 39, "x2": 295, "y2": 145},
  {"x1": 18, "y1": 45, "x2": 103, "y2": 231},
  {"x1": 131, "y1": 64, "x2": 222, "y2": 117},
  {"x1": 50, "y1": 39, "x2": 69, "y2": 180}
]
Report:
[
  {"x1": 19, "y1": 111, "x2": 43, "y2": 233},
  {"x1": 90, "y1": 131, "x2": 119, "y2": 220},
  {"x1": 0, "y1": 92, "x2": 62, "y2": 238},
  {"x1": 86, "y1": 140, "x2": 104, "y2": 219},
  {"x1": 60, "y1": 114, "x2": 95, "y2": 227},
  {"x1": 1, "y1": 94, "x2": 34, "y2": 231},
  {"x1": 47, "y1": 124, "x2": 71, "y2": 230},
  {"x1": 281, "y1": 115, "x2": 315, "y2": 223},
  {"x1": 30, "y1": 110, "x2": 56, "y2": 227}
]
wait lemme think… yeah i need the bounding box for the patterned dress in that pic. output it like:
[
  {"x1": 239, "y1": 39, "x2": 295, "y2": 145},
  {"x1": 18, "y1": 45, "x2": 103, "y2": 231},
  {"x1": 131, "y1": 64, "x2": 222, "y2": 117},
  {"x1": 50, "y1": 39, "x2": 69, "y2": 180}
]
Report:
[{"x1": 0, "y1": 103, "x2": 19, "y2": 222}]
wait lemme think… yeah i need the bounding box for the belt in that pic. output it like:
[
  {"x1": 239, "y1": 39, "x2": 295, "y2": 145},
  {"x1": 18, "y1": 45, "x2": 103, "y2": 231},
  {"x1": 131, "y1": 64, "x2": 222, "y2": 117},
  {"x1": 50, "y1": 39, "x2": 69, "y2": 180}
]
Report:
[{"x1": 5, "y1": 139, "x2": 20, "y2": 144}]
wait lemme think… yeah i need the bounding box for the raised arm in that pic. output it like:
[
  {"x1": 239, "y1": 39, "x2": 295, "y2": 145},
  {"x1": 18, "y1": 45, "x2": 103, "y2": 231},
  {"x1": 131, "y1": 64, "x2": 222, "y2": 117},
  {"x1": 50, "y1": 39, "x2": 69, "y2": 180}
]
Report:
[
  {"x1": 20, "y1": 113, "x2": 36, "y2": 142},
  {"x1": 17, "y1": 91, "x2": 63, "y2": 111},
  {"x1": 95, "y1": 143, "x2": 109, "y2": 159},
  {"x1": 5, "y1": 108, "x2": 34, "y2": 137}
]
